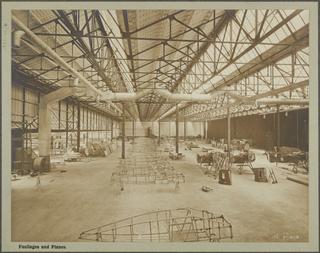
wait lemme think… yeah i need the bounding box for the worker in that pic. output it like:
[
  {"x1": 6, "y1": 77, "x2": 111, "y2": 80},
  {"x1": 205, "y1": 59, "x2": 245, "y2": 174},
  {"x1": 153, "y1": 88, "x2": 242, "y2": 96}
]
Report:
[
  {"x1": 120, "y1": 180, "x2": 124, "y2": 191},
  {"x1": 243, "y1": 141, "x2": 250, "y2": 153}
]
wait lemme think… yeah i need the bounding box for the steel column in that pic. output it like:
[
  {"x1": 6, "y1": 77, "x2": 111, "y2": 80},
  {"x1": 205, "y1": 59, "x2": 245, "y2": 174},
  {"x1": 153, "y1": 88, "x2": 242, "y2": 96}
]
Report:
[
  {"x1": 66, "y1": 102, "x2": 69, "y2": 149},
  {"x1": 175, "y1": 104, "x2": 179, "y2": 154},
  {"x1": 296, "y1": 110, "x2": 299, "y2": 147},
  {"x1": 77, "y1": 103, "x2": 81, "y2": 151},
  {"x1": 86, "y1": 107, "x2": 89, "y2": 145},
  {"x1": 111, "y1": 119, "x2": 113, "y2": 140},
  {"x1": 184, "y1": 119, "x2": 186, "y2": 141},
  {"x1": 276, "y1": 105, "x2": 281, "y2": 148},
  {"x1": 58, "y1": 101, "x2": 61, "y2": 130},
  {"x1": 204, "y1": 121, "x2": 207, "y2": 139},
  {"x1": 158, "y1": 121, "x2": 161, "y2": 145},
  {"x1": 132, "y1": 120, "x2": 135, "y2": 141},
  {"x1": 121, "y1": 112, "x2": 125, "y2": 159},
  {"x1": 22, "y1": 87, "x2": 26, "y2": 133},
  {"x1": 227, "y1": 107, "x2": 231, "y2": 156}
]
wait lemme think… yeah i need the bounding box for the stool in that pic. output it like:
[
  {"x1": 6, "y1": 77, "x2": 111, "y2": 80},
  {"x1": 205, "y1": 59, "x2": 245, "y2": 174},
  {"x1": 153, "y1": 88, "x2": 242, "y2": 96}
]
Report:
[
  {"x1": 219, "y1": 169, "x2": 232, "y2": 185},
  {"x1": 252, "y1": 167, "x2": 268, "y2": 182}
]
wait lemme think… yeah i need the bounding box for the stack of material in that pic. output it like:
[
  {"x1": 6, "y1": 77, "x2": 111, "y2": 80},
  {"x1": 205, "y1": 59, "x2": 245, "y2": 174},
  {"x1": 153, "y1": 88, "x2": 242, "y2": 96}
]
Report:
[
  {"x1": 206, "y1": 152, "x2": 230, "y2": 178},
  {"x1": 80, "y1": 142, "x2": 118, "y2": 157},
  {"x1": 201, "y1": 145, "x2": 215, "y2": 152},
  {"x1": 185, "y1": 142, "x2": 200, "y2": 150},
  {"x1": 63, "y1": 150, "x2": 81, "y2": 161},
  {"x1": 88, "y1": 143, "x2": 106, "y2": 157},
  {"x1": 197, "y1": 151, "x2": 230, "y2": 179},
  {"x1": 12, "y1": 147, "x2": 36, "y2": 175},
  {"x1": 164, "y1": 144, "x2": 174, "y2": 152},
  {"x1": 33, "y1": 156, "x2": 50, "y2": 172},
  {"x1": 211, "y1": 139, "x2": 226, "y2": 150},
  {"x1": 291, "y1": 160, "x2": 308, "y2": 174},
  {"x1": 266, "y1": 146, "x2": 306, "y2": 163},
  {"x1": 169, "y1": 152, "x2": 185, "y2": 160},
  {"x1": 197, "y1": 152, "x2": 213, "y2": 164},
  {"x1": 231, "y1": 151, "x2": 255, "y2": 164},
  {"x1": 231, "y1": 139, "x2": 253, "y2": 150},
  {"x1": 78, "y1": 141, "x2": 119, "y2": 157}
]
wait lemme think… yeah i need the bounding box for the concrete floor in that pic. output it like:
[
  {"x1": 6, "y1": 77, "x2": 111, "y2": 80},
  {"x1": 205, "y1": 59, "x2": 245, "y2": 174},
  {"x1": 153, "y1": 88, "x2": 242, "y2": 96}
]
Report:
[{"x1": 11, "y1": 137, "x2": 308, "y2": 242}]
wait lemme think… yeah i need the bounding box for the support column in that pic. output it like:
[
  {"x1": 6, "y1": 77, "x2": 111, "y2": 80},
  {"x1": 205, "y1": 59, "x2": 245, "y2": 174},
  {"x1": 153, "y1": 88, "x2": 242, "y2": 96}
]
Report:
[
  {"x1": 111, "y1": 119, "x2": 113, "y2": 140},
  {"x1": 276, "y1": 105, "x2": 280, "y2": 148},
  {"x1": 227, "y1": 107, "x2": 231, "y2": 157},
  {"x1": 66, "y1": 102, "x2": 69, "y2": 149},
  {"x1": 38, "y1": 86, "x2": 75, "y2": 164},
  {"x1": 132, "y1": 120, "x2": 135, "y2": 141},
  {"x1": 296, "y1": 110, "x2": 299, "y2": 147},
  {"x1": 38, "y1": 100, "x2": 51, "y2": 157},
  {"x1": 204, "y1": 121, "x2": 207, "y2": 139},
  {"x1": 121, "y1": 112, "x2": 125, "y2": 159},
  {"x1": 176, "y1": 104, "x2": 179, "y2": 154},
  {"x1": 184, "y1": 119, "x2": 186, "y2": 141},
  {"x1": 58, "y1": 101, "x2": 61, "y2": 131},
  {"x1": 76, "y1": 103, "x2": 81, "y2": 152},
  {"x1": 86, "y1": 108, "x2": 89, "y2": 145},
  {"x1": 72, "y1": 104, "x2": 75, "y2": 146},
  {"x1": 22, "y1": 87, "x2": 26, "y2": 147},
  {"x1": 158, "y1": 121, "x2": 161, "y2": 145}
]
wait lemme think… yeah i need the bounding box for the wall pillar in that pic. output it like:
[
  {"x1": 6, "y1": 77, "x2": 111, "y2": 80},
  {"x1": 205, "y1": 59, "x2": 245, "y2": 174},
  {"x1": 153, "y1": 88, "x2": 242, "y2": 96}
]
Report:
[
  {"x1": 38, "y1": 87, "x2": 75, "y2": 157},
  {"x1": 38, "y1": 100, "x2": 51, "y2": 157}
]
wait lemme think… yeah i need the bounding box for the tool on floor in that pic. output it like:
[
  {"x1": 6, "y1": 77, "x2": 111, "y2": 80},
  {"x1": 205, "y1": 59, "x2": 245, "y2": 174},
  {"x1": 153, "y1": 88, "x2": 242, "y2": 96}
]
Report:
[
  {"x1": 201, "y1": 186, "x2": 213, "y2": 192},
  {"x1": 36, "y1": 174, "x2": 41, "y2": 189}
]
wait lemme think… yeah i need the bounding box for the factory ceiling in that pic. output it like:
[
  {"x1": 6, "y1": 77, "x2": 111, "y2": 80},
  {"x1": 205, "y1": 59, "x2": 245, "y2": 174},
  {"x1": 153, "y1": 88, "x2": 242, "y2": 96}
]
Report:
[{"x1": 12, "y1": 9, "x2": 309, "y2": 121}]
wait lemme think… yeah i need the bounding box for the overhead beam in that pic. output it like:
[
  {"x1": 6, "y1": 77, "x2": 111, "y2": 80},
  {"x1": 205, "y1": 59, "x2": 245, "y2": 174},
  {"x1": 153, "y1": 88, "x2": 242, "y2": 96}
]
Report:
[
  {"x1": 43, "y1": 87, "x2": 75, "y2": 104},
  {"x1": 12, "y1": 14, "x2": 123, "y2": 116},
  {"x1": 187, "y1": 79, "x2": 309, "y2": 119},
  {"x1": 160, "y1": 24, "x2": 309, "y2": 120},
  {"x1": 151, "y1": 11, "x2": 236, "y2": 121},
  {"x1": 206, "y1": 24, "x2": 309, "y2": 93}
]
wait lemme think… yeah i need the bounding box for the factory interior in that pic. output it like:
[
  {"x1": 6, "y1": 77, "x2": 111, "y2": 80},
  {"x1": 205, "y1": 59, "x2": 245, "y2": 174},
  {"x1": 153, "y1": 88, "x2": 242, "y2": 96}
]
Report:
[{"x1": 10, "y1": 9, "x2": 310, "y2": 243}]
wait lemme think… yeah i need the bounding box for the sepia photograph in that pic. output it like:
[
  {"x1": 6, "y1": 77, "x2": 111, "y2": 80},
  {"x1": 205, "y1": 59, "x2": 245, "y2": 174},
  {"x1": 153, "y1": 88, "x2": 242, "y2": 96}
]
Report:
[{"x1": 1, "y1": 1, "x2": 319, "y2": 252}]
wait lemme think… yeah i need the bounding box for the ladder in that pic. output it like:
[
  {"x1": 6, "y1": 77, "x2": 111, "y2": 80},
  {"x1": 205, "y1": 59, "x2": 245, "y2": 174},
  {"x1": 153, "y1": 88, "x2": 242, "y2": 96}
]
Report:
[{"x1": 268, "y1": 168, "x2": 278, "y2": 184}]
